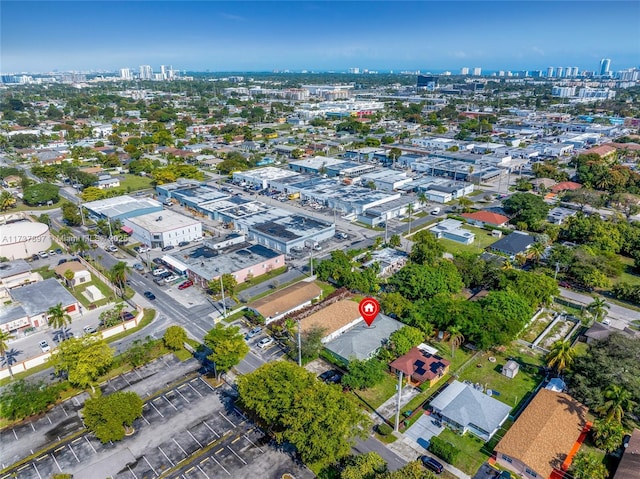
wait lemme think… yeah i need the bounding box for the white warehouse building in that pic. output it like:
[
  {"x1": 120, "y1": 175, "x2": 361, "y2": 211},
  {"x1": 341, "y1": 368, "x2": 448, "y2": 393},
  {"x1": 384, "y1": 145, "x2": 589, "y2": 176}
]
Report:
[{"x1": 123, "y1": 210, "x2": 202, "y2": 249}]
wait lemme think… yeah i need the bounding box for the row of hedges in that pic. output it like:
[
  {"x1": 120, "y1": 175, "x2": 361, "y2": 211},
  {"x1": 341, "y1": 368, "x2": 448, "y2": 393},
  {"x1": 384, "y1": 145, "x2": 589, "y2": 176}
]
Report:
[{"x1": 428, "y1": 436, "x2": 460, "y2": 463}]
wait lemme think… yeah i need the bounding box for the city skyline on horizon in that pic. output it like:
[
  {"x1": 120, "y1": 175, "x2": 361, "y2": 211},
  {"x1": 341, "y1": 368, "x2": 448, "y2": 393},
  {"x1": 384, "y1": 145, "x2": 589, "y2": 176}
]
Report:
[{"x1": 2, "y1": 1, "x2": 639, "y2": 73}]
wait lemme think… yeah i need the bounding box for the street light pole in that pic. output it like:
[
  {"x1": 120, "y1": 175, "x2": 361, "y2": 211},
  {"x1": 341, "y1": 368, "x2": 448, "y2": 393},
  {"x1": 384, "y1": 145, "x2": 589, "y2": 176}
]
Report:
[
  {"x1": 219, "y1": 275, "x2": 227, "y2": 319},
  {"x1": 394, "y1": 370, "x2": 404, "y2": 432},
  {"x1": 297, "y1": 319, "x2": 302, "y2": 367}
]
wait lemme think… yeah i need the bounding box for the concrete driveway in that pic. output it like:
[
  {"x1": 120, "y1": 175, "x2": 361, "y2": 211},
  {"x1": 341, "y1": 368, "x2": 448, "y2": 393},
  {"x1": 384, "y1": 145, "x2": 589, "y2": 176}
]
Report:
[{"x1": 404, "y1": 414, "x2": 444, "y2": 450}]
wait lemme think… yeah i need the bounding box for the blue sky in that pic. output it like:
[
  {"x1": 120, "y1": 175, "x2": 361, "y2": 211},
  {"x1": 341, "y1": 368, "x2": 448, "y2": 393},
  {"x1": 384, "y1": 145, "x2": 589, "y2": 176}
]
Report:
[{"x1": 2, "y1": 1, "x2": 639, "y2": 73}]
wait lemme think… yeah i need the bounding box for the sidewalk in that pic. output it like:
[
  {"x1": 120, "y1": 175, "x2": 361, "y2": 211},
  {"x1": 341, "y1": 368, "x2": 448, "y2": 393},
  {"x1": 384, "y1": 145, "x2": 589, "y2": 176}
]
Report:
[{"x1": 386, "y1": 433, "x2": 471, "y2": 479}]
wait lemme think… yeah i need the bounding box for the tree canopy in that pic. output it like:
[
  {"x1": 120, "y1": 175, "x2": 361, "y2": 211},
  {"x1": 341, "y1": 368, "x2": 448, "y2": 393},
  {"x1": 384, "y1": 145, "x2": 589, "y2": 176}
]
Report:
[
  {"x1": 502, "y1": 192, "x2": 550, "y2": 229},
  {"x1": 203, "y1": 324, "x2": 249, "y2": 377},
  {"x1": 22, "y1": 183, "x2": 59, "y2": 206},
  {"x1": 83, "y1": 391, "x2": 143, "y2": 443}
]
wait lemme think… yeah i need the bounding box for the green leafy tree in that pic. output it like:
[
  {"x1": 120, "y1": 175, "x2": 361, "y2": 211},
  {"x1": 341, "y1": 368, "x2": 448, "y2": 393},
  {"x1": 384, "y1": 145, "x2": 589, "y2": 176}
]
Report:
[
  {"x1": 502, "y1": 192, "x2": 550, "y2": 229},
  {"x1": 389, "y1": 326, "x2": 424, "y2": 356},
  {"x1": 591, "y1": 419, "x2": 625, "y2": 452},
  {"x1": 0, "y1": 380, "x2": 62, "y2": 420},
  {"x1": 596, "y1": 384, "x2": 637, "y2": 423},
  {"x1": 341, "y1": 452, "x2": 387, "y2": 479},
  {"x1": 208, "y1": 273, "x2": 238, "y2": 298},
  {"x1": 163, "y1": 325, "x2": 187, "y2": 351},
  {"x1": 448, "y1": 325, "x2": 465, "y2": 358},
  {"x1": 0, "y1": 190, "x2": 16, "y2": 211},
  {"x1": 83, "y1": 391, "x2": 143, "y2": 443},
  {"x1": 123, "y1": 338, "x2": 155, "y2": 368},
  {"x1": 587, "y1": 297, "x2": 610, "y2": 323},
  {"x1": 546, "y1": 340, "x2": 576, "y2": 373},
  {"x1": 81, "y1": 186, "x2": 106, "y2": 202},
  {"x1": 22, "y1": 183, "x2": 59, "y2": 206},
  {"x1": 237, "y1": 362, "x2": 369, "y2": 466},
  {"x1": 203, "y1": 323, "x2": 249, "y2": 378},
  {"x1": 61, "y1": 201, "x2": 83, "y2": 226},
  {"x1": 409, "y1": 230, "x2": 445, "y2": 265},
  {"x1": 381, "y1": 460, "x2": 438, "y2": 479},
  {"x1": 47, "y1": 303, "x2": 72, "y2": 339},
  {"x1": 295, "y1": 325, "x2": 325, "y2": 363},
  {"x1": 388, "y1": 262, "x2": 463, "y2": 301},
  {"x1": 388, "y1": 234, "x2": 401, "y2": 248},
  {"x1": 569, "y1": 451, "x2": 608, "y2": 479},
  {"x1": 342, "y1": 358, "x2": 387, "y2": 390},
  {"x1": 50, "y1": 336, "x2": 113, "y2": 392},
  {"x1": 0, "y1": 330, "x2": 16, "y2": 378},
  {"x1": 380, "y1": 292, "x2": 413, "y2": 319}
]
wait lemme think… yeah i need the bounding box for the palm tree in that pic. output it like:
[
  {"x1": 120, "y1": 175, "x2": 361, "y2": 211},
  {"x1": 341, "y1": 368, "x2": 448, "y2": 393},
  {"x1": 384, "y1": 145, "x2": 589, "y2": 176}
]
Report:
[
  {"x1": 546, "y1": 340, "x2": 576, "y2": 373},
  {"x1": 417, "y1": 191, "x2": 428, "y2": 208},
  {"x1": 72, "y1": 237, "x2": 90, "y2": 257},
  {"x1": 109, "y1": 261, "x2": 130, "y2": 296},
  {"x1": 58, "y1": 226, "x2": 72, "y2": 245},
  {"x1": 596, "y1": 385, "x2": 637, "y2": 423},
  {"x1": 64, "y1": 269, "x2": 75, "y2": 290},
  {"x1": 0, "y1": 190, "x2": 16, "y2": 211},
  {"x1": 448, "y1": 326, "x2": 465, "y2": 358},
  {"x1": 529, "y1": 242, "x2": 546, "y2": 265},
  {"x1": 501, "y1": 259, "x2": 514, "y2": 271},
  {"x1": 457, "y1": 196, "x2": 473, "y2": 213},
  {"x1": 587, "y1": 297, "x2": 610, "y2": 323},
  {"x1": 0, "y1": 330, "x2": 16, "y2": 378},
  {"x1": 47, "y1": 303, "x2": 72, "y2": 340}
]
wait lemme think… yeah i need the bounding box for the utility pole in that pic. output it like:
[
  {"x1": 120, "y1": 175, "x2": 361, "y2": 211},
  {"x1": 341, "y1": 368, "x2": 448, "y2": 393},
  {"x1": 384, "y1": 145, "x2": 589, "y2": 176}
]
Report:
[
  {"x1": 79, "y1": 202, "x2": 85, "y2": 226},
  {"x1": 297, "y1": 319, "x2": 302, "y2": 367},
  {"x1": 219, "y1": 275, "x2": 227, "y2": 319},
  {"x1": 554, "y1": 261, "x2": 560, "y2": 280},
  {"x1": 394, "y1": 370, "x2": 404, "y2": 432}
]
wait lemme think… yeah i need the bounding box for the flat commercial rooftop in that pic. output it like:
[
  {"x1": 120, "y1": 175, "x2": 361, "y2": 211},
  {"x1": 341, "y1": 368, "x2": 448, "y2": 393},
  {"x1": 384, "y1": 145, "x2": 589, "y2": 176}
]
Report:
[
  {"x1": 10, "y1": 278, "x2": 77, "y2": 316},
  {"x1": 127, "y1": 209, "x2": 201, "y2": 232},
  {"x1": 0, "y1": 259, "x2": 31, "y2": 279},
  {"x1": 289, "y1": 156, "x2": 346, "y2": 170},
  {"x1": 236, "y1": 167, "x2": 300, "y2": 181},
  {"x1": 178, "y1": 243, "x2": 282, "y2": 281},
  {"x1": 244, "y1": 212, "x2": 333, "y2": 240},
  {"x1": 84, "y1": 195, "x2": 162, "y2": 219}
]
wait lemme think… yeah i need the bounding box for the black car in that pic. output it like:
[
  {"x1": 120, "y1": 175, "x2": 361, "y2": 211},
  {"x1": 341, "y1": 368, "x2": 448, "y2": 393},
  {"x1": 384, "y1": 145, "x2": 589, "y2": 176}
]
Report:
[
  {"x1": 55, "y1": 248, "x2": 63, "y2": 254},
  {"x1": 318, "y1": 370, "x2": 337, "y2": 381},
  {"x1": 420, "y1": 456, "x2": 443, "y2": 474},
  {"x1": 58, "y1": 258, "x2": 68, "y2": 265},
  {"x1": 31, "y1": 254, "x2": 40, "y2": 261},
  {"x1": 161, "y1": 245, "x2": 175, "y2": 251},
  {"x1": 120, "y1": 311, "x2": 135, "y2": 321},
  {"x1": 143, "y1": 291, "x2": 156, "y2": 300},
  {"x1": 178, "y1": 241, "x2": 190, "y2": 247},
  {"x1": 326, "y1": 371, "x2": 343, "y2": 384},
  {"x1": 152, "y1": 258, "x2": 164, "y2": 265}
]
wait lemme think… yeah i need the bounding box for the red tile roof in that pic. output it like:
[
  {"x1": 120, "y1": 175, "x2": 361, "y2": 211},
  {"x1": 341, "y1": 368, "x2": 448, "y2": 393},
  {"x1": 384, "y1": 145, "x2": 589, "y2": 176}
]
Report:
[
  {"x1": 550, "y1": 181, "x2": 582, "y2": 193},
  {"x1": 461, "y1": 211, "x2": 509, "y2": 226},
  {"x1": 389, "y1": 347, "x2": 450, "y2": 383}
]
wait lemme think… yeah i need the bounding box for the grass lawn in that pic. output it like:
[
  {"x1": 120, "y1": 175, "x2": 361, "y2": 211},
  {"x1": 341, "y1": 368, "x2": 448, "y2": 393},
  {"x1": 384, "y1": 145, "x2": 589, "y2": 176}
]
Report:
[
  {"x1": 351, "y1": 373, "x2": 398, "y2": 410},
  {"x1": 32, "y1": 265, "x2": 57, "y2": 279},
  {"x1": 438, "y1": 428, "x2": 488, "y2": 475},
  {"x1": 236, "y1": 266, "x2": 288, "y2": 293},
  {"x1": 9, "y1": 199, "x2": 64, "y2": 212},
  {"x1": 457, "y1": 347, "x2": 544, "y2": 414},
  {"x1": 116, "y1": 173, "x2": 154, "y2": 192},
  {"x1": 438, "y1": 225, "x2": 500, "y2": 255},
  {"x1": 611, "y1": 255, "x2": 640, "y2": 286},
  {"x1": 69, "y1": 277, "x2": 117, "y2": 308}
]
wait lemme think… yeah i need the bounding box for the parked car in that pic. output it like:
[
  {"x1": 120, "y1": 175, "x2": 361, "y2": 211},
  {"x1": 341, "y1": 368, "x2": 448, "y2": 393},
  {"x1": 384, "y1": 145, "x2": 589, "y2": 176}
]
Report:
[
  {"x1": 178, "y1": 241, "x2": 190, "y2": 247},
  {"x1": 498, "y1": 472, "x2": 513, "y2": 479},
  {"x1": 257, "y1": 337, "x2": 274, "y2": 349},
  {"x1": 245, "y1": 327, "x2": 262, "y2": 340},
  {"x1": 58, "y1": 258, "x2": 68, "y2": 265},
  {"x1": 178, "y1": 280, "x2": 193, "y2": 290},
  {"x1": 120, "y1": 311, "x2": 135, "y2": 321},
  {"x1": 152, "y1": 258, "x2": 164, "y2": 265},
  {"x1": 38, "y1": 251, "x2": 48, "y2": 259},
  {"x1": 143, "y1": 291, "x2": 156, "y2": 300},
  {"x1": 83, "y1": 326, "x2": 97, "y2": 334},
  {"x1": 48, "y1": 250, "x2": 57, "y2": 256},
  {"x1": 55, "y1": 248, "x2": 63, "y2": 254},
  {"x1": 163, "y1": 274, "x2": 179, "y2": 283},
  {"x1": 90, "y1": 242, "x2": 98, "y2": 249},
  {"x1": 106, "y1": 245, "x2": 118, "y2": 253},
  {"x1": 326, "y1": 371, "x2": 343, "y2": 384},
  {"x1": 39, "y1": 340, "x2": 51, "y2": 352},
  {"x1": 154, "y1": 277, "x2": 166, "y2": 285},
  {"x1": 133, "y1": 263, "x2": 144, "y2": 271},
  {"x1": 161, "y1": 245, "x2": 175, "y2": 251},
  {"x1": 420, "y1": 456, "x2": 443, "y2": 474},
  {"x1": 31, "y1": 254, "x2": 40, "y2": 261},
  {"x1": 138, "y1": 246, "x2": 151, "y2": 253},
  {"x1": 152, "y1": 268, "x2": 168, "y2": 276},
  {"x1": 318, "y1": 369, "x2": 340, "y2": 382}
]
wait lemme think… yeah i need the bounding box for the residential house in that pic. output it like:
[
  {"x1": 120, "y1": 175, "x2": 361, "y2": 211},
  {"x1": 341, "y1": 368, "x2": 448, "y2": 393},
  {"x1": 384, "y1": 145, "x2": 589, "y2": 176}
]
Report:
[
  {"x1": 428, "y1": 380, "x2": 511, "y2": 441},
  {"x1": 550, "y1": 181, "x2": 582, "y2": 193},
  {"x1": 300, "y1": 299, "x2": 363, "y2": 343},
  {"x1": 325, "y1": 314, "x2": 403, "y2": 363},
  {"x1": 546, "y1": 207, "x2": 577, "y2": 225},
  {"x1": 95, "y1": 175, "x2": 121, "y2": 189},
  {"x1": 248, "y1": 281, "x2": 322, "y2": 324},
  {"x1": 489, "y1": 231, "x2": 535, "y2": 257},
  {"x1": 429, "y1": 219, "x2": 475, "y2": 245},
  {"x1": 461, "y1": 211, "x2": 509, "y2": 228},
  {"x1": 361, "y1": 248, "x2": 409, "y2": 277},
  {"x1": 389, "y1": 345, "x2": 451, "y2": 388},
  {"x1": 614, "y1": 428, "x2": 640, "y2": 479},
  {"x1": 54, "y1": 261, "x2": 91, "y2": 288},
  {"x1": 495, "y1": 389, "x2": 589, "y2": 479}
]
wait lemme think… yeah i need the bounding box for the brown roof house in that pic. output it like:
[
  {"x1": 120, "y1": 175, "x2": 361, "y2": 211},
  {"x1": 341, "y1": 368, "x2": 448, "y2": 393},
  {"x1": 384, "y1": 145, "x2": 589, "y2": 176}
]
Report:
[
  {"x1": 389, "y1": 345, "x2": 450, "y2": 388},
  {"x1": 461, "y1": 211, "x2": 509, "y2": 228},
  {"x1": 300, "y1": 299, "x2": 362, "y2": 343},
  {"x1": 248, "y1": 281, "x2": 322, "y2": 324},
  {"x1": 614, "y1": 428, "x2": 640, "y2": 479},
  {"x1": 494, "y1": 388, "x2": 589, "y2": 479},
  {"x1": 54, "y1": 261, "x2": 91, "y2": 288}
]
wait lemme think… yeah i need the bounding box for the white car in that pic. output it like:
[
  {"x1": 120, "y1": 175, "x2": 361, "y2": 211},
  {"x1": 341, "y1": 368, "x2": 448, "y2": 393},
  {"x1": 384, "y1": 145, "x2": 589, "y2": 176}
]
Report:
[
  {"x1": 106, "y1": 245, "x2": 118, "y2": 253},
  {"x1": 38, "y1": 251, "x2": 48, "y2": 259},
  {"x1": 83, "y1": 326, "x2": 97, "y2": 334},
  {"x1": 164, "y1": 274, "x2": 179, "y2": 283},
  {"x1": 152, "y1": 268, "x2": 168, "y2": 276},
  {"x1": 257, "y1": 337, "x2": 274, "y2": 349},
  {"x1": 138, "y1": 246, "x2": 151, "y2": 253},
  {"x1": 39, "y1": 340, "x2": 51, "y2": 352}
]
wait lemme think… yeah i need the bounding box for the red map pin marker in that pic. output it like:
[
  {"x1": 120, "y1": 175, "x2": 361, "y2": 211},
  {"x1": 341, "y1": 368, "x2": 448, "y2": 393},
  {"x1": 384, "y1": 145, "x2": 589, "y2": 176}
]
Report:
[{"x1": 359, "y1": 297, "x2": 380, "y2": 327}]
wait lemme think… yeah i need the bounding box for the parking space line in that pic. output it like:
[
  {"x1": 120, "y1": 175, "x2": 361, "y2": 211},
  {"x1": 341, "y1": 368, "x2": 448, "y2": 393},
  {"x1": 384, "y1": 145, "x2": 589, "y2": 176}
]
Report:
[
  {"x1": 227, "y1": 446, "x2": 247, "y2": 465},
  {"x1": 150, "y1": 401, "x2": 165, "y2": 418},
  {"x1": 188, "y1": 382, "x2": 203, "y2": 397},
  {"x1": 31, "y1": 423, "x2": 36, "y2": 432},
  {"x1": 68, "y1": 443, "x2": 80, "y2": 462},
  {"x1": 72, "y1": 437, "x2": 82, "y2": 444},
  {"x1": 175, "y1": 388, "x2": 190, "y2": 404},
  {"x1": 47, "y1": 416, "x2": 52, "y2": 424},
  {"x1": 36, "y1": 455, "x2": 48, "y2": 462},
  {"x1": 202, "y1": 421, "x2": 219, "y2": 438},
  {"x1": 173, "y1": 438, "x2": 188, "y2": 457},
  {"x1": 17, "y1": 464, "x2": 29, "y2": 472},
  {"x1": 127, "y1": 464, "x2": 138, "y2": 479},
  {"x1": 210, "y1": 455, "x2": 230, "y2": 476},
  {"x1": 12, "y1": 429, "x2": 17, "y2": 440},
  {"x1": 32, "y1": 462, "x2": 42, "y2": 479},
  {"x1": 198, "y1": 376, "x2": 215, "y2": 391},
  {"x1": 84, "y1": 436, "x2": 97, "y2": 454},
  {"x1": 158, "y1": 446, "x2": 175, "y2": 466},
  {"x1": 62, "y1": 406, "x2": 69, "y2": 417},
  {"x1": 50, "y1": 453, "x2": 63, "y2": 472},
  {"x1": 141, "y1": 414, "x2": 150, "y2": 425},
  {"x1": 243, "y1": 434, "x2": 264, "y2": 453},
  {"x1": 143, "y1": 455, "x2": 158, "y2": 476},
  {"x1": 54, "y1": 446, "x2": 65, "y2": 453},
  {"x1": 187, "y1": 430, "x2": 202, "y2": 448},
  {"x1": 197, "y1": 465, "x2": 211, "y2": 479},
  {"x1": 219, "y1": 412, "x2": 235, "y2": 428},
  {"x1": 233, "y1": 408, "x2": 248, "y2": 420},
  {"x1": 164, "y1": 395, "x2": 179, "y2": 411}
]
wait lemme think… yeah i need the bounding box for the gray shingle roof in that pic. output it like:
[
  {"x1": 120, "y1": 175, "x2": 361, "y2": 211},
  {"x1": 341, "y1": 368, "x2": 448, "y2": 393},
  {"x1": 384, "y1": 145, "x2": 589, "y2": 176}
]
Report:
[
  {"x1": 325, "y1": 314, "x2": 403, "y2": 361},
  {"x1": 430, "y1": 380, "x2": 511, "y2": 434}
]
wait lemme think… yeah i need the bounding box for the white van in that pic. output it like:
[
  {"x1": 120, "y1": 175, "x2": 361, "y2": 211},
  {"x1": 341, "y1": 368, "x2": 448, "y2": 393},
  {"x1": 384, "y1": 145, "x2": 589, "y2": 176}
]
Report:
[{"x1": 430, "y1": 207, "x2": 441, "y2": 215}]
